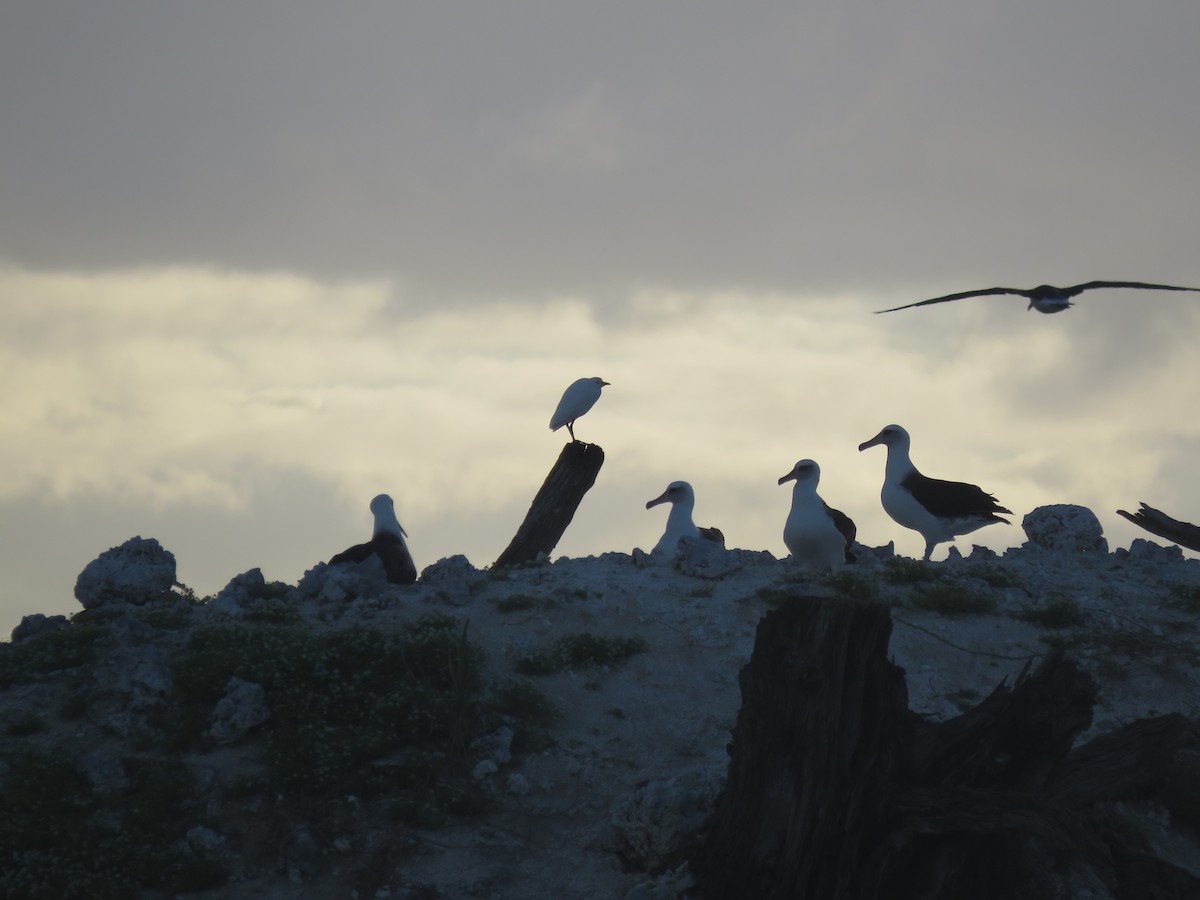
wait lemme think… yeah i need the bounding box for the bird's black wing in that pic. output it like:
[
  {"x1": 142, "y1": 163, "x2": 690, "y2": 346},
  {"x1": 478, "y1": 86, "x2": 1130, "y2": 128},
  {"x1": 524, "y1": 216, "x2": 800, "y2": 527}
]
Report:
[
  {"x1": 874, "y1": 287, "x2": 1022, "y2": 314},
  {"x1": 903, "y1": 472, "x2": 1012, "y2": 520},
  {"x1": 374, "y1": 534, "x2": 418, "y2": 585},
  {"x1": 1116, "y1": 503, "x2": 1200, "y2": 553},
  {"x1": 824, "y1": 503, "x2": 857, "y2": 562},
  {"x1": 698, "y1": 526, "x2": 725, "y2": 547},
  {"x1": 328, "y1": 541, "x2": 375, "y2": 566},
  {"x1": 1070, "y1": 280, "x2": 1200, "y2": 297}
]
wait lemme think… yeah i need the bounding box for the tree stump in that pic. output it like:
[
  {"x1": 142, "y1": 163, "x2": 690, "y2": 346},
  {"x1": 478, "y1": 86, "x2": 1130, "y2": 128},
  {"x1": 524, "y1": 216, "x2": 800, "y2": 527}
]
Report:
[
  {"x1": 692, "y1": 597, "x2": 1199, "y2": 900},
  {"x1": 494, "y1": 441, "x2": 605, "y2": 568}
]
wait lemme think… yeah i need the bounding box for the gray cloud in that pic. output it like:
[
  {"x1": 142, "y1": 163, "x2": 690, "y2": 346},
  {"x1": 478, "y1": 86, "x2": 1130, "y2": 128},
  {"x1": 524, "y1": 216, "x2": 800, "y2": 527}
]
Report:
[{"x1": 3, "y1": 3, "x2": 1198, "y2": 303}]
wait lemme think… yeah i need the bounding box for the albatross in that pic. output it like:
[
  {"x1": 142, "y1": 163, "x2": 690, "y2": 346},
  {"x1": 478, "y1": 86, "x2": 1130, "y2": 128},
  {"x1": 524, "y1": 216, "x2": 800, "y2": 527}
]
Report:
[
  {"x1": 858, "y1": 425, "x2": 1011, "y2": 560},
  {"x1": 875, "y1": 280, "x2": 1200, "y2": 315},
  {"x1": 645, "y1": 481, "x2": 725, "y2": 556},
  {"x1": 550, "y1": 376, "x2": 610, "y2": 442},
  {"x1": 328, "y1": 493, "x2": 418, "y2": 585},
  {"x1": 778, "y1": 459, "x2": 856, "y2": 571}
]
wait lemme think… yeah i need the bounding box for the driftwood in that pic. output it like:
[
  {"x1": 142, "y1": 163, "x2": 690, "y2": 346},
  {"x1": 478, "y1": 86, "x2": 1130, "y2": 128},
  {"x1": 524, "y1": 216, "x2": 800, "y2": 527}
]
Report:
[
  {"x1": 494, "y1": 441, "x2": 605, "y2": 568},
  {"x1": 1117, "y1": 502, "x2": 1200, "y2": 553},
  {"x1": 692, "y1": 597, "x2": 1199, "y2": 900}
]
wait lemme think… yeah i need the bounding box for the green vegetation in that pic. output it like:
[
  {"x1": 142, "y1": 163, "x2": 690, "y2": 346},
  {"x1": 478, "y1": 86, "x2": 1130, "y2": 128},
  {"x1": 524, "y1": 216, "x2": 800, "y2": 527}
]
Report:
[
  {"x1": 1013, "y1": 598, "x2": 1085, "y2": 629},
  {"x1": 825, "y1": 570, "x2": 881, "y2": 602},
  {"x1": 1167, "y1": 583, "x2": 1200, "y2": 614},
  {"x1": 972, "y1": 565, "x2": 1023, "y2": 589},
  {"x1": 169, "y1": 614, "x2": 484, "y2": 790},
  {"x1": 495, "y1": 593, "x2": 556, "y2": 613},
  {"x1": 514, "y1": 633, "x2": 647, "y2": 676},
  {"x1": 908, "y1": 582, "x2": 998, "y2": 616},
  {"x1": 0, "y1": 623, "x2": 109, "y2": 688},
  {"x1": 882, "y1": 558, "x2": 941, "y2": 584},
  {"x1": 490, "y1": 678, "x2": 560, "y2": 726},
  {"x1": 0, "y1": 752, "x2": 226, "y2": 900}
]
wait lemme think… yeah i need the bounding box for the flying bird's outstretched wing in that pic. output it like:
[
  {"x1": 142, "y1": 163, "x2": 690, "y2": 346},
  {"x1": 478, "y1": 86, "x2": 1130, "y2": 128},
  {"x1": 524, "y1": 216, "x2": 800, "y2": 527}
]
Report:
[
  {"x1": 1067, "y1": 280, "x2": 1200, "y2": 296},
  {"x1": 874, "y1": 286, "x2": 1023, "y2": 314}
]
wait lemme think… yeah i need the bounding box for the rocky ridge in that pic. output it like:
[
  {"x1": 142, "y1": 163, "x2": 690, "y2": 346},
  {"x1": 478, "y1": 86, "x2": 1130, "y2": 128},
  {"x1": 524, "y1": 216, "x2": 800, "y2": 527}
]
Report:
[{"x1": 1, "y1": 504, "x2": 1198, "y2": 899}]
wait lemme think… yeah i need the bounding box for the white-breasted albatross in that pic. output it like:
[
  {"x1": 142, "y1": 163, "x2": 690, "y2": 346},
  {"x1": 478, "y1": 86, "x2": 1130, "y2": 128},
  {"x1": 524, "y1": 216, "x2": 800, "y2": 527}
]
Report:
[
  {"x1": 550, "y1": 376, "x2": 610, "y2": 441},
  {"x1": 328, "y1": 493, "x2": 418, "y2": 585},
  {"x1": 875, "y1": 280, "x2": 1200, "y2": 315},
  {"x1": 778, "y1": 459, "x2": 856, "y2": 571},
  {"x1": 858, "y1": 425, "x2": 1011, "y2": 560},
  {"x1": 645, "y1": 481, "x2": 725, "y2": 556}
]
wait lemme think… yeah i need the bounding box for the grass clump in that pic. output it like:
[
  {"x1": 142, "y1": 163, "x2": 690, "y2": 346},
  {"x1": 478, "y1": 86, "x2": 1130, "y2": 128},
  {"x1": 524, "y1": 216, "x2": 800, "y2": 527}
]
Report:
[
  {"x1": 972, "y1": 565, "x2": 1023, "y2": 589},
  {"x1": 495, "y1": 594, "x2": 556, "y2": 613},
  {"x1": 169, "y1": 614, "x2": 484, "y2": 791},
  {"x1": 491, "y1": 678, "x2": 560, "y2": 726},
  {"x1": 514, "y1": 633, "x2": 647, "y2": 676},
  {"x1": 0, "y1": 752, "x2": 227, "y2": 900},
  {"x1": 0, "y1": 623, "x2": 109, "y2": 688},
  {"x1": 826, "y1": 571, "x2": 881, "y2": 602},
  {"x1": 883, "y1": 558, "x2": 941, "y2": 584},
  {"x1": 908, "y1": 582, "x2": 997, "y2": 616},
  {"x1": 1014, "y1": 598, "x2": 1085, "y2": 629},
  {"x1": 1167, "y1": 583, "x2": 1200, "y2": 613}
]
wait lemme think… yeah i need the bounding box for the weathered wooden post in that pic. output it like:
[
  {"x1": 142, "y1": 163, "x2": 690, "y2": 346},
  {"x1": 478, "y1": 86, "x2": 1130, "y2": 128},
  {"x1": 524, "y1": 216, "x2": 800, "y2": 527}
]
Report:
[
  {"x1": 692, "y1": 596, "x2": 1199, "y2": 899},
  {"x1": 494, "y1": 441, "x2": 605, "y2": 568}
]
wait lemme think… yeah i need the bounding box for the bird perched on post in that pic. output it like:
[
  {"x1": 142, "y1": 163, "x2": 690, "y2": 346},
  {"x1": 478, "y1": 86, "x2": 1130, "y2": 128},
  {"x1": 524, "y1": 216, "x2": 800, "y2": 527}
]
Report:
[
  {"x1": 858, "y1": 425, "x2": 1011, "y2": 560},
  {"x1": 550, "y1": 376, "x2": 610, "y2": 442},
  {"x1": 778, "y1": 459, "x2": 856, "y2": 571},
  {"x1": 328, "y1": 493, "x2": 418, "y2": 584},
  {"x1": 646, "y1": 481, "x2": 725, "y2": 556},
  {"x1": 874, "y1": 280, "x2": 1200, "y2": 315}
]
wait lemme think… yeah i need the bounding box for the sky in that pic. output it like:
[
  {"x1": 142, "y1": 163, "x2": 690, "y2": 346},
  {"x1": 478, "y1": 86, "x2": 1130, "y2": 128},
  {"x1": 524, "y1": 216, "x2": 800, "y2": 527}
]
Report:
[{"x1": 3, "y1": 1, "x2": 1199, "y2": 636}]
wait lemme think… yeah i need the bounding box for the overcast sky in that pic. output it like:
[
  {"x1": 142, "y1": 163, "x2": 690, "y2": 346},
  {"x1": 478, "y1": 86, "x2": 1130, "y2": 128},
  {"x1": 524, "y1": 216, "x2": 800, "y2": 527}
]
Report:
[{"x1": 3, "y1": 2, "x2": 1199, "y2": 635}]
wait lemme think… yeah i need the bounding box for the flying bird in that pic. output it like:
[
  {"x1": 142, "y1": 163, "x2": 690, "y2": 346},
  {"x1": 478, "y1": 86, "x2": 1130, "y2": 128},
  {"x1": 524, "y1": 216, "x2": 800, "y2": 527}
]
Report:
[
  {"x1": 875, "y1": 281, "x2": 1200, "y2": 315},
  {"x1": 646, "y1": 481, "x2": 725, "y2": 556},
  {"x1": 778, "y1": 459, "x2": 856, "y2": 571},
  {"x1": 550, "y1": 376, "x2": 610, "y2": 442},
  {"x1": 858, "y1": 425, "x2": 1011, "y2": 560},
  {"x1": 328, "y1": 493, "x2": 418, "y2": 585}
]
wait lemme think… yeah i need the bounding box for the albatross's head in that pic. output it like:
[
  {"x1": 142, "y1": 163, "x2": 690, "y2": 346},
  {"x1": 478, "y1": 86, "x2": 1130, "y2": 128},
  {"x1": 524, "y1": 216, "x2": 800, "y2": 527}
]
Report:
[
  {"x1": 369, "y1": 493, "x2": 407, "y2": 539},
  {"x1": 646, "y1": 481, "x2": 695, "y2": 510},
  {"x1": 778, "y1": 459, "x2": 820, "y2": 487},
  {"x1": 858, "y1": 424, "x2": 911, "y2": 453}
]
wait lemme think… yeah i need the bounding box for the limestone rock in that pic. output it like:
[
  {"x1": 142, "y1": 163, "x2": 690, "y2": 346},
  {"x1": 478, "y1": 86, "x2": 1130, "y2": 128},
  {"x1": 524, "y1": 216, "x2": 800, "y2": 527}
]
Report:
[
  {"x1": 1022, "y1": 504, "x2": 1108, "y2": 553},
  {"x1": 74, "y1": 536, "x2": 177, "y2": 609},
  {"x1": 209, "y1": 677, "x2": 271, "y2": 744}
]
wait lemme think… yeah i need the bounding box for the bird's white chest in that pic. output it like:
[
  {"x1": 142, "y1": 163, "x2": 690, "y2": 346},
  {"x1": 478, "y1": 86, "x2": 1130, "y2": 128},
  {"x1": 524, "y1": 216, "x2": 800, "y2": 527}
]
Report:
[
  {"x1": 880, "y1": 481, "x2": 952, "y2": 540},
  {"x1": 653, "y1": 507, "x2": 700, "y2": 556},
  {"x1": 783, "y1": 500, "x2": 845, "y2": 570}
]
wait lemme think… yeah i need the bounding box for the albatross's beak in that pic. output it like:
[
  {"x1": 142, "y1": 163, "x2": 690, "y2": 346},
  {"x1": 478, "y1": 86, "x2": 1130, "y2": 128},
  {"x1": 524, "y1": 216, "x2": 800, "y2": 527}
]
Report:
[
  {"x1": 645, "y1": 490, "x2": 671, "y2": 510},
  {"x1": 858, "y1": 431, "x2": 887, "y2": 452}
]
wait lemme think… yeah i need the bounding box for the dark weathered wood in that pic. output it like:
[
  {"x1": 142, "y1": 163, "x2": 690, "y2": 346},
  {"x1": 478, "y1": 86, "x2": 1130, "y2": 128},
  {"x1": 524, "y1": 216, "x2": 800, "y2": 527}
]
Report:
[
  {"x1": 494, "y1": 441, "x2": 605, "y2": 568},
  {"x1": 1117, "y1": 502, "x2": 1200, "y2": 553},
  {"x1": 693, "y1": 599, "x2": 912, "y2": 899},
  {"x1": 692, "y1": 595, "x2": 1200, "y2": 900}
]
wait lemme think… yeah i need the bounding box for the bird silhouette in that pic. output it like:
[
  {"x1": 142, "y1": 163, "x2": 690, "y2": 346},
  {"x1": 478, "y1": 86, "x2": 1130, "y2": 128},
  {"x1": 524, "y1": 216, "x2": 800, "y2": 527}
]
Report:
[
  {"x1": 550, "y1": 376, "x2": 609, "y2": 441},
  {"x1": 875, "y1": 280, "x2": 1200, "y2": 315}
]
